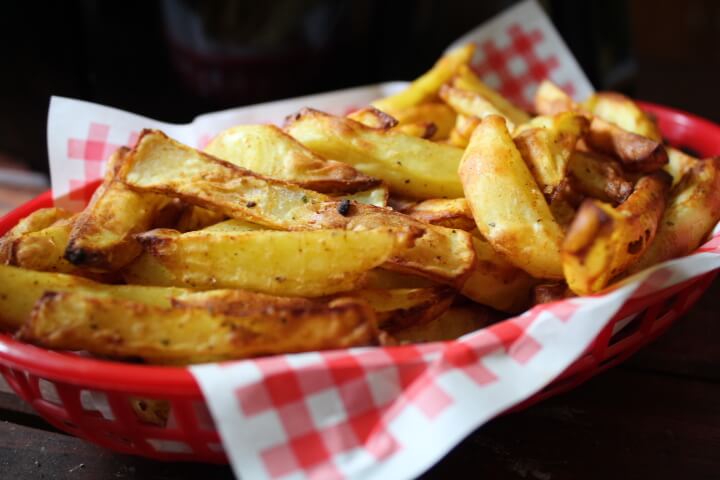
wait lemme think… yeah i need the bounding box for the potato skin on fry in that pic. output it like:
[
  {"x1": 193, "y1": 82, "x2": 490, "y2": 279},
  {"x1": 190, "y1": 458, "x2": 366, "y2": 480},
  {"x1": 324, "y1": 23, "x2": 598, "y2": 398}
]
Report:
[
  {"x1": 586, "y1": 117, "x2": 668, "y2": 173},
  {"x1": 404, "y1": 198, "x2": 476, "y2": 231},
  {"x1": 567, "y1": 150, "x2": 633, "y2": 205},
  {"x1": 19, "y1": 292, "x2": 377, "y2": 364},
  {"x1": 460, "y1": 115, "x2": 565, "y2": 279},
  {"x1": 0, "y1": 207, "x2": 72, "y2": 264},
  {"x1": 563, "y1": 171, "x2": 672, "y2": 294}
]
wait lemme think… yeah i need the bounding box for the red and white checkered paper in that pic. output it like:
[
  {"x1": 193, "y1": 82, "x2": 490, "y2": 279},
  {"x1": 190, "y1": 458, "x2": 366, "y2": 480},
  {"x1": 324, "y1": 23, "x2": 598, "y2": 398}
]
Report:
[{"x1": 43, "y1": 1, "x2": 719, "y2": 479}]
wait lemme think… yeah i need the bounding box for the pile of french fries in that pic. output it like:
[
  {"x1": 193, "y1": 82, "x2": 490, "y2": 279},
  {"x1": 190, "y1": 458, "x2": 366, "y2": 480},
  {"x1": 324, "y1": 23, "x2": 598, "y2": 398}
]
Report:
[{"x1": 2, "y1": 44, "x2": 720, "y2": 366}]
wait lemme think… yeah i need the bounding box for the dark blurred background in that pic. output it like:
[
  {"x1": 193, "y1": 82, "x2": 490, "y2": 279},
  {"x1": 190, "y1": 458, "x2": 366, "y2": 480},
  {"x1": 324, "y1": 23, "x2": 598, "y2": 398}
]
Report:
[{"x1": 0, "y1": 0, "x2": 718, "y2": 174}]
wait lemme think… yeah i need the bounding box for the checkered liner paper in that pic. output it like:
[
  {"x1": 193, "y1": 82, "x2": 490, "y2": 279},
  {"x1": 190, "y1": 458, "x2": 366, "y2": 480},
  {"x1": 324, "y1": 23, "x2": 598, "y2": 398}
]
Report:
[{"x1": 43, "y1": 1, "x2": 720, "y2": 478}]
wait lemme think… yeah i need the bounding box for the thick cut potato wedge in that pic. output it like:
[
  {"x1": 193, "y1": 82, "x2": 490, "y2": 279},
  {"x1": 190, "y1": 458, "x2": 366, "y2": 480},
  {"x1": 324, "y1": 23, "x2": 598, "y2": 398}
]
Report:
[
  {"x1": 172, "y1": 289, "x2": 319, "y2": 314},
  {"x1": 0, "y1": 265, "x2": 191, "y2": 331},
  {"x1": 563, "y1": 172, "x2": 672, "y2": 294},
  {"x1": 121, "y1": 252, "x2": 176, "y2": 286},
  {"x1": 284, "y1": 108, "x2": 464, "y2": 199},
  {"x1": 452, "y1": 65, "x2": 531, "y2": 125},
  {"x1": 460, "y1": 235, "x2": 536, "y2": 312},
  {"x1": 513, "y1": 112, "x2": 589, "y2": 195},
  {"x1": 362, "y1": 269, "x2": 439, "y2": 289},
  {"x1": 0, "y1": 207, "x2": 72, "y2": 264},
  {"x1": 664, "y1": 147, "x2": 698, "y2": 187},
  {"x1": 628, "y1": 157, "x2": 720, "y2": 274},
  {"x1": 19, "y1": 292, "x2": 377, "y2": 364},
  {"x1": 393, "y1": 122, "x2": 438, "y2": 139},
  {"x1": 385, "y1": 103, "x2": 456, "y2": 140},
  {"x1": 371, "y1": 44, "x2": 475, "y2": 112},
  {"x1": 404, "y1": 198, "x2": 476, "y2": 231},
  {"x1": 567, "y1": 150, "x2": 633, "y2": 204},
  {"x1": 205, "y1": 124, "x2": 380, "y2": 194},
  {"x1": 446, "y1": 115, "x2": 481, "y2": 148},
  {"x1": 175, "y1": 206, "x2": 226, "y2": 232},
  {"x1": 341, "y1": 185, "x2": 389, "y2": 207},
  {"x1": 547, "y1": 180, "x2": 584, "y2": 231},
  {"x1": 393, "y1": 305, "x2": 494, "y2": 343},
  {"x1": 440, "y1": 84, "x2": 515, "y2": 131},
  {"x1": 350, "y1": 287, "x2": 455, "y2": 332},
  {"x1": 347, "y1": 107, "x2": 399, "y2": 129},
  {"x1": 460, "y1": 115, "x2": 564, "y2": 279},
  {"x1": 534, "y1": 80, "x2": 576, "y2": 115},
  {"x1": 135, "y1": 228, "x2": 407, "y2": 296},
  {"x1": 586, "y1": 117, "x2": 668, "y2": 173},
  {"x1": 11, "y1": 215, "x2": 77, "y2": 273},
  {"x1": 583, "y1": 92, "x2": 661, "y2": 141},
  {"x1": 65, "y1": 147, "x2": 172, "y2": 270}
]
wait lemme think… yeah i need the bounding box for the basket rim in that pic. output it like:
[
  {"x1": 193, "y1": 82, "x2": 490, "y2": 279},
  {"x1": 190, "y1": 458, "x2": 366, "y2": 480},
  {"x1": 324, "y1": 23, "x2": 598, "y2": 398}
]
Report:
[{"x1": 0, "y1": 101, "x2": 718, "y2": 394}]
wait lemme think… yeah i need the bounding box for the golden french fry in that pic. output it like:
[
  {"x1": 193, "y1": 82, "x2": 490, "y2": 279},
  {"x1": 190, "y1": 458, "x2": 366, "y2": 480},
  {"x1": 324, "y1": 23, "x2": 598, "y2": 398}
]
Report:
[
  {"x1": 347, "y1": 107, "x2": 399, "y2": 129},
  {"x1": 583, "y1": 92, "x2": 661, "y2": 141},
  {"x1": 404, "y1": 198, "x2": 476, "y2": 231},
  {"x1": 284, "y1": 109, "x2": 464, "y2": 199},
  {"x1": 205, "y1": 124, "x2": 380, "y2": 194},
  {"x1": 385, "y1": 103, "x2": 456, "y2": 140},
  {"x1": 440, "y1": 84, "x2": 515, "y2": 131},
  {"x1": 362, "y1": 269, "x2": 439, "y2": 289},
  {"x1": 566, "y1": 150, "x2": 633, "y2": 204},
  {"x1": 372, "y1": 44, "x2": 475, "y2": 112},
  {"x1": 563, "y1": 171, "x2": 672, "y2": 294},
  {"x1": 175, "y1": 206, "x2": 226, "y2": 232},
  {"x1": 19, "y1": 291, "x2": 377, "y2": 364},
  {"x1": 0, "y1": 207, "x2": 72, "y2": 264},
  {"x1": 135, "y1": 227, "x2": 408, "y2": 296},
  {"x1": 350, "y1": 287, "x2": 455, "y2": 332},
  {"x1": 452, "y1": 65, "x2": 531, "y2": 125},
  {"x1": 460, "y1": 115, "x2": 564, "y2": 278},
  {"x1": 513, "y1": 112, "x2": 589, "y2": 195},
  {"x1": 11, "y1": 215, "x2": 77, "y2": 273},
  {"x1": 548, "y1": 180, "x2": 584, "y2": 231},
  {"x1": 340, "y1": 185, "x2": 389, "y2": 207},
  {"x1": 534, "y1": 80, "x2": 576, "y2": 115},
  {"x1": 393, "y1": 305, "x2": 494, "y2": 343},
  {"x1": 628, "y1": 157, "x2": 720, "y2": 273},
  {"x1": 393, "y1": 122, "x2": 438, "y2": 139},
  {"x1": 586, "y1": 117, "x2": 668, "y2": 173},
  {"x1": 664, "y1": 147, "x2": 698, "y2": 187}
]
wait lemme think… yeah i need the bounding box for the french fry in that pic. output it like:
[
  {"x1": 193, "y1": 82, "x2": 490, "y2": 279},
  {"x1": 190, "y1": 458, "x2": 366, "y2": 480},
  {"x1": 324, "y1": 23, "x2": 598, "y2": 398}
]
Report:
[
  {"x1": 534, "y1": 80, "x2": 576, "y2": 115},
  {"x1": 460, "y1": 115, "x2": 565, "y2": 279},
  {"x1": 0, "y1": 207, "x2": 72, "y2": 264},
  {"x1": 393, "y1": 122, "x2": 438, "y2": 139},
  {"x1": 404, "y1": 198, "x2": 476, "y2": 231},
  {"x1": 664, "y1": 147, "x2": 698, "y2": 187},
  {"x1": 440, "y1": 84, "x2": 515, "y2": 131},
  {"x1": 340, "y1": 185, "x2": 389, "y2": 207},
  {"x1": 582, "y1": 92, "x2": 662, "y2": 141},
  {"x1": 585, "y1": 117, "x2": 668, "y2": 173},
  {"x1": 205, "y1": 124, "x2": 380, "y2": 194},
  {"x1": 174, "y1": 206, "x2": 227, "y2": 232},
  {"x1": 0, "y1": 264, "x2": 191, "y2": 331},
  {"x1": 135, "y1": 228, "x2": 409, "y2": 296},
  {"x1": 385, "y1": 103, "x2": 456, "y2": 140},
  {"x1": 513, "y1": 112, "x2": 589, "y2": 195},
  {"x1": 393, "y1": 305, "x2": 494, "y2": 343},
  {"x1": 567, "y1": 150, "x2": 633, "y2": 204},
  {"x1": 628, "y1": 157, "x2": 720, "y2": 274},
  {"x1": 350, "y1": 287, "x2": 455, "y2": 332},
  {"x1": 362, "y1": 269, "x2": 439, "y2": 289},
  {"x1": 346, "y1": 107, "x2": 399, "y2": 129},
  {"x1": 451, "y1": 65, "x2": 531, "y2": 125},
  {"x1": 284, "y1": 109, "x2": 464, "y2": 199},
  {"x1": 10, "y1": 215, "x2": 77, "y2": 273},
  {"x1": 372, "y1": 44, "x2": 475, "y2": 112},
  {"x1": 19, "y1": 291, "x2": 377, "y2": 364},
  {"x1": 563, "y1": 171, "x2": 672, "y2": 294}
]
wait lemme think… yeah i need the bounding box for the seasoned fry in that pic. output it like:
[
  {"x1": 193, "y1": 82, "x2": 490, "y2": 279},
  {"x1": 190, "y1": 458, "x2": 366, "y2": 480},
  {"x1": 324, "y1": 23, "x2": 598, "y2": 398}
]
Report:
[
  {"x1": 440, "y1": 84, "x2": 515, "y2": 131},
  {"x1": 567, "y1": 150, "x2": 633, "y2": 204},
  {"x1": 393, "y1": 122, "x2": 438, "y2": 139},
  {"x1": 0, "y1": 264, "x2": 191, "y2": 331},
  {"x1": 346, "y1": 107, "x2": 399, "y2": 129},
  {"x1": 172, "y1": 289, "x2": 318, "y2": 314},
  {"x1": 341, "y1": 185, "x2": 389, "y2": 207},
  {"x1": 135, "y1": 228, "x2": 408, "y2": 296},
  {"x1": 284, "y1": 108, "x2": 464, "y2": 199},
  {"x1": 11, "y1": 215, "x2": 77, "y2": 273},
  {"x1": 460, "y1": 235, "x2": 535, "y2": 312},
  {"x1": 404, "y1": 198, "x2": 476, "y2": 231},
  {"x1": 513, "y1": 112, "x2": 589, "y2": 195},
  {"x1": 0, "y1": 207, "x2": 72, "y2": 264},
  {"x1": 664, "y1": 147, "x2": 698, "y2": 187},
  {"x1": 534, "y1": 80, "x2": 576, "y2": 116},
  {"x1": 452, "y1": 65, "x2": 531, "y2": 125},
  {"x1": 372, "y1": 44, "x2": 475, "y2": 112},
  {"x1": 583, "y1": 92, "x2": 661, "y2": 141},
  {"x1": 350, "y1": 287, "x2": 455, "y2": 332},
  {"x1": 393, "y1": 305, "x2": 494, "y2": 343},
  {"x1": 205, "y1": 124, "x2": 380, "y2": 194},
  {"x1": 65, "y1": 147, "x2": 172, "y2": 270},
  {"x1": 628, "y1": 157, "x2": 720, "y2": 273},
  {"x1": 460, "y1": 115, "x2": 564, "y2": 278},
  {"x1": 385, "y1": 103, "x2": 456, "y2": 140},
  {"x1": 548, "y1": 180, "x2": 584, "y2": 231},
  {"x1": 586, "y1": 117, "x2": 668, "y2": 173},
  {"x1": 19, "y1": 292, "x2": 377, "y2": 364},
  {"x1": 563, "y1": 171, "x2": 672, "y2": 294}
]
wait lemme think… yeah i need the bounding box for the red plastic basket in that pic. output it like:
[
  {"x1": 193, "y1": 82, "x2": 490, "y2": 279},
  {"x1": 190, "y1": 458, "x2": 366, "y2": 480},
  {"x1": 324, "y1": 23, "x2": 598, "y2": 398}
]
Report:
[{"x1": 0, "y1": 102, "x2": 718, "y2": 464}]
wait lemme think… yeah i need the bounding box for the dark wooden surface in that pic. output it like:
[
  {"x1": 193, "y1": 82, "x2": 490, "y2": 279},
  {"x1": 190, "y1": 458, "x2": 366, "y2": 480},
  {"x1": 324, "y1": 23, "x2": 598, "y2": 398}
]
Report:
[{"x1": 1, "y1": 277, "x2": 718, "y2": 479}]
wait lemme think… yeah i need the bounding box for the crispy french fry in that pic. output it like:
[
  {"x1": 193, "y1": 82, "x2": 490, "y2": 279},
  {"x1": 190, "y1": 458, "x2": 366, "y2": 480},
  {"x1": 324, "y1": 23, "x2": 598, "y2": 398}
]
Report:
[
  {"x1": 372, "y1": 44, "x2": 475, "y2": 112},
  {"x1": 135, "y1": 228, "x2": 410, "y2": 296},
  {"x1": 586, "y1": 117, "x2": 668, "y2": 173},
  {"x1": 513, "y1": 112, "x2": 589, "y2": 195},
  {"x1": 65, "y1": 147, "x2": 172, "y2": 270},
  {"x1": 175, "y1": 206, "x2": 226, "y2": 232},
  {"x1": 385, "y1": 103, "x2": 456, "y2": 140},
  {"x1": 11, "y1": 215, "x2": 77, "y2": 273},
  {"x1": 460, "y1": 235, "x2": 535, "y2": 312},
  {"x1": 583, "y1": 92, "x2": 661, "y2": 141},
  {"x1": 0, "y1": 264, "x2": 191, "y2": 331},
  {"x1": 534, "y1": 80, "x2": 576, "y2": 115},
  {"x1": 0, "y1": 207, "x2": 72, "y2": 264},
  {"x1": 205, "y1": 124, "x2": 380, "y2": 194},
  {"x1": 393, "y1": 305, "x2": 494, "y2": 343},
  {"x1": 452, "y1": 65, "x2": 531, "y2": 125},
  {"x1": 548, "y1": 180, "x2": 584, "y2": 231},
  {"x1": 460, "y1": 115, "x2": 565, "y2": 278},
  {"x1": 664, "y1": 147, "x2": 698, "y2": 187},
  {"x1": 563, "y1": 171, "x2": 672, "y2": 294},
  {"x1": 362, "y1": 269, "x2": 439, "y2": 289},
  {"x1": 628, "y1": 157, "x2": 720, "y2": 273},
  {"x1": 440, "y1": 84, "x2": 515, "y2": 131},
  {"x1": 346, "y1": 107, "x2": 399, "y2": 129},
  {"x1": 284, "y1": 109, "x2": 464, "y2": 199},
  {"x1": 19, "y1": 292, "x2": 377, "y2": 364},
  {"x1": 404, "y1": 198, "x2": 476, "y2": 231},
  {"x1": 350, "y1": 287, "x2": 455, "y2": 331},
  {"x1": 340, "y1": 185, "x2": 389, "y2": 207},
  {"x1": 567, "y1": 150, "x2": 633, "y2": 204},
  {"x1": 393, "y1": 122, "x2": 438, "y2": 139}
]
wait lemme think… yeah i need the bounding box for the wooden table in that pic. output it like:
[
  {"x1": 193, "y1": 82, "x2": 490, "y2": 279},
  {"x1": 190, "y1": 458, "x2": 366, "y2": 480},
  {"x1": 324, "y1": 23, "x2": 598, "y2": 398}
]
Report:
[{"x1": 1, "y1": 186, "x2": 719, "y2": 480}]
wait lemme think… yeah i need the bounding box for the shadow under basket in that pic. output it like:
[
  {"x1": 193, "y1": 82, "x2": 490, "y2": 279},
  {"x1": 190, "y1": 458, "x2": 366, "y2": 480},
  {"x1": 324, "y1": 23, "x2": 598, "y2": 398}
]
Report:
[{"x1": 0, "y1": 101, "x2": 719, "y2": 463}]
